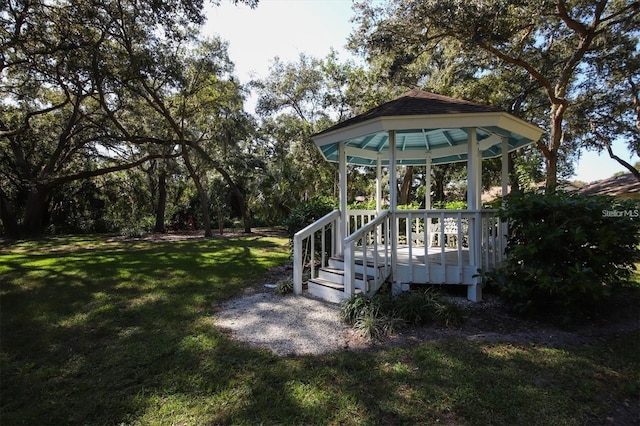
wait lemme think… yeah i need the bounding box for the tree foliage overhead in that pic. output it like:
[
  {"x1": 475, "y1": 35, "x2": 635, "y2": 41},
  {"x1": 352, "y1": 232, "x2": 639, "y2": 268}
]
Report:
[
  {"x1": 0, "y1": 0, "x2": 256, "y2": 237},
  {"x1": 349, "y1": 0, "x2": 640, "y2": 188}
]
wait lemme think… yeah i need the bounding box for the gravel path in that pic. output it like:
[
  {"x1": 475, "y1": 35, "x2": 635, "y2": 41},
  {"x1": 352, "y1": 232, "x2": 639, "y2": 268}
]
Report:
[
  {"x1": 214, "y1": 286, "x2": 640, "y2": 357},
  {"x1": 214, "y1": 292, "x2": 355, "y2": 356}
]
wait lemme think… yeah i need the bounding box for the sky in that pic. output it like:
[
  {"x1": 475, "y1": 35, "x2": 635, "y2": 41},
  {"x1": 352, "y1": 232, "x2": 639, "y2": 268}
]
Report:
[{"x1": 203, "y1": 0, "x2": 637, "y2": 184}]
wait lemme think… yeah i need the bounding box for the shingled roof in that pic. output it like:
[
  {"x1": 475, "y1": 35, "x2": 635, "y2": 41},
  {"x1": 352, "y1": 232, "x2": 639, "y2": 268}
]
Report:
[
  {"x1": 315, "y1": 89, "x2": 504, "y2": 137},
  {"x1": 576, "y1": 173, "x2": 640, "y2": 199},
  {"x1": 311, "y1": 89, "x2": 544, "y2": 166}
]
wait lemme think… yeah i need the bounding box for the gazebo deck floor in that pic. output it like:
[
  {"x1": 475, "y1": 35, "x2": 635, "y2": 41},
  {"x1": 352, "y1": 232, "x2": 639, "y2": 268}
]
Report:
[{"x1": 354, "y1": 245, "x2": 472, "y2": 267}]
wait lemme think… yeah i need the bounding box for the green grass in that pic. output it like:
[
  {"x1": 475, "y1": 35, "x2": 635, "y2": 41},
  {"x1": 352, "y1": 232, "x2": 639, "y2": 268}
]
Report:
[{"x1": 1, "y1": 235, "x2": 639, "y2": 425}]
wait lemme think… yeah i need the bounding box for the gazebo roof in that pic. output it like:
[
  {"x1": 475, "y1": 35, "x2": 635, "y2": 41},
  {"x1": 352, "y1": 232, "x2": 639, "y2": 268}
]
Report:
[{"x1": 311, "y1": 89, "x2": 544, "y2": 166}]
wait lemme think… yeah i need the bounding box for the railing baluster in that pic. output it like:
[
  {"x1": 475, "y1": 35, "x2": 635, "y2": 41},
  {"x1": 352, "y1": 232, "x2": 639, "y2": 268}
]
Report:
[
  {"x1": 457, "y1": 211, "x2": 463, "y2": 282},
  {"x1": 321, "y1": 225, "x2": 326, "y2": 269},
  {"x1": 310, "y1": 231, "x2": 315, "y2": 279},
  {"x1": 423, "y1": 211, "x2": 429, "y2": 282},
  {"x1": 439, "y1": 211, "x2": 446, "y2": 268}
]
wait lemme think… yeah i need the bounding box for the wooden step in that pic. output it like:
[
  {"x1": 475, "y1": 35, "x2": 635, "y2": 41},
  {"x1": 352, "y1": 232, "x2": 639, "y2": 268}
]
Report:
[
  {"x1": 318, "y1": 267, "x2": 375, "y2": 284},
  {"x1": 307, "y1": 278, "x2": 352, "y2": 303},
  {"x1": 330, "y1": 256, "x2": 387, "y2": 268},
  {"x1": 309, "y1": 277, "x2": 343, "y2": 290}
]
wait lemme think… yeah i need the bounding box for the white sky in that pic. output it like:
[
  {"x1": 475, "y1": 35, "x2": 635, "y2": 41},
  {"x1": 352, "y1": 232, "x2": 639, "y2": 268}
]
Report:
[{"x1": 203, "y1": 0, "x2": 637, "y2": 183}]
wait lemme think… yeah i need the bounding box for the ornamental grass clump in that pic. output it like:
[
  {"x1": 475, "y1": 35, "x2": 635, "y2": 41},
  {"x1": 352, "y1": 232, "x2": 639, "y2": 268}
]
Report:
[
  {"x1": 486, "y1": 191, "x2": 640, "y2": 321},
  {"x1": 340, "y1": 287, "x2": 463, "y2": 339},
  {"x1": 275, "y1": 277, "x2": 294, "y2": 295}
]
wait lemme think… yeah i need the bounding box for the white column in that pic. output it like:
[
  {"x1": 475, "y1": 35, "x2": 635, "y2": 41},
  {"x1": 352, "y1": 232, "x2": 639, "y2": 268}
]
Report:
[
  {"x1": 389, "y1": 131, "x2": 397, "y2": 212},
  {"x1": 466, "y1": 128, "x2": 481, "y2": 210},
  {"x1": 388, "y1": 131, "x2": 401, "y2": 295},
  {"x1": 466, "y1": 128, "x2": 482, "y2": 302},
  {"x1": 425, "y1": 155, "x2": 432, "y2": 210},
  {"x1": 376, "y1": 155, "x2": 382, "y2": 213},
  {"x1": 338, "y1": 141, "x2": 347, "y2": 255},
  {"x1": 500, "y1": 137, "x2": 510, "y2": 265},
  {"x1": 501, "y1": 137, "x2": 509, "y2": 202}
]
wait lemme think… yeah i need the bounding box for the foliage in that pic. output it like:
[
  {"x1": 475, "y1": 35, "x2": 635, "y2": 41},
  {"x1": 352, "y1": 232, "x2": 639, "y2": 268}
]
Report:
[
  {"x1": 251, "y1": 53, "x2": 355, "y2": 226},
  {"x1": 432, "y1": 200, "x2": 467, "y2": 210},
  {"x1": 341, "y1": 287, "x2": 463, "y2": 339},
  {"x1": 348, "y1": 200, "x2": 379, "y2": 211},
  {"x1": 486, "y1": 192, "x2": 640, "y2": 320},
  {"x1": 0, "y1": 0, "x2": 254, "y2": 238},
  {"x1": 353, "y1": 304, "x2": 401, "y2": 340},
  {"x1": 349, "y1": 0, "x2": 640, "y2": 188},
  {"x1": 1, "y1": 236, "x2": 638, "y2": 425},
  {"x1": 283, "y1": 196, "x2": 336, "y2": 238},
  {"x1": 275, "y1": 277, "x2": 294, "y2": 295}
]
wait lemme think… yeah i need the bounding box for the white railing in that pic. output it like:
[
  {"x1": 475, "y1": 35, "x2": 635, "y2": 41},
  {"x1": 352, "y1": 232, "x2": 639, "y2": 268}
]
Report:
[
  {"x1": 292, "y1": 210, "x2": 340, "y2": 295},
  {"x1": 347, "y1": 209, "x2": 378, "y2": 235},
  {"x1": 394, "y1": 209, "x2": 506, "y2": 280},
  {"x1": 293, "y1": 208, "x2": 506, "y2": 299},
  {"x1": 343, "y1": 210, "x2": 391, "y2": 297}
]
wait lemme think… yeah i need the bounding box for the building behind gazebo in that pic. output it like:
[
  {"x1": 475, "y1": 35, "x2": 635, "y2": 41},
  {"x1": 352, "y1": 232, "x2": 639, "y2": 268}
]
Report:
[
  {"x1": 293, "y1": 90, "x2": 544, "y2": 303},
  {"x1": 576, "y1": 173, "x2": 640, "y2": 199}
]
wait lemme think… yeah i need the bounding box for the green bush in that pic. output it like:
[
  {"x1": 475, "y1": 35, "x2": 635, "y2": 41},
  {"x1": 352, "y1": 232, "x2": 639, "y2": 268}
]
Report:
[
  {"x1": 487, "y1": 191, "x2": 640, "y2": 320},
  {"x1": 432, "y1": 200, "x2": 467, "y2": 210},
  {"x1": 283, "y1": 196, "x2": 336, "y2": 238}
]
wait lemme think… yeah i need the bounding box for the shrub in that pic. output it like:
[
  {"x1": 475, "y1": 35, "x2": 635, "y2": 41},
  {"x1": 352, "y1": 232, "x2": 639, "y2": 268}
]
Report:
[
  {"x1": 340, "y1": 287, "x2": 463, "y2": 339},
  {"x1": 283, "y1": 196, "x2": 336, "y2": 238},
  {"x1": 392, "y1": 289, "x2": 439, "y2": 325},
  {"x1": 487, "y1": 191, "x2": 640, "y2": 320},
  {"x1": 432, "y1": 200, "x2": 467, "y2": 210},
  {"x1": 353, "y1": 305, "x2": 401, "y2": 340},
  {"x1": 275, "y1": 278, "x2": 294, "y2": 295}
]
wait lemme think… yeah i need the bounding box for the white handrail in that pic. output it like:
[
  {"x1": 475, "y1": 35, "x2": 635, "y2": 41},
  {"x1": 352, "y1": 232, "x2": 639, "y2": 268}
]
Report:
[
  {"x1": 294, "y1": 210, "x2": 340, "y2": 240},
  {"x1": 343, "y1": 211, "x2": 391, "y2": 297},
  {"x1": 293, "y1": 210, "x2": 340, "y2": 295}
]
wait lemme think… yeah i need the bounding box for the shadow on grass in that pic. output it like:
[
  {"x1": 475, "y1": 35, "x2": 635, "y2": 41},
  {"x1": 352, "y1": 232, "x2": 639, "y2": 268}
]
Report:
[
  {"x1": 1, "y1": 236, "x2": 638, "y2": 424},
  {"x1": 0, "y1": 236, "x2": 290, "y2": 424}
]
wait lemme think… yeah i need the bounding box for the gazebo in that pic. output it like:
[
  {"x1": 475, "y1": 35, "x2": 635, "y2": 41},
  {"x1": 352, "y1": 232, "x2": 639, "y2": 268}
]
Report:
[{"x1": 293, "y1": 90, "x2": 544, "y2": 303}]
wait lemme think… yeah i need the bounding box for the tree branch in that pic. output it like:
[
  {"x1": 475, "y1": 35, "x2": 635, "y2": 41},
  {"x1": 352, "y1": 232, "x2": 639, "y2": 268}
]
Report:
[
  {"x1": 0, "y1": 99, "x2": 70, "y2": 138},
  {"x1": 604, "y1": 140, "x2": 640, "y2": 181},
  {"x1": 45, "y1": 152, "x2": 181, "y2": 189}
]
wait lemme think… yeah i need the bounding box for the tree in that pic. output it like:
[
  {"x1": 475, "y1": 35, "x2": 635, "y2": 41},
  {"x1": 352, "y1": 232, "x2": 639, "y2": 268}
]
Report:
[
  {"x1": 569, "y1": 29, "x2": 640, "y2": 179},
  {"x1": 0, "y1": 0, "x2": 193, "y2": 237},
  {"x1": 0, "y1": 0, "x2": 256, "y2": 237},
  {"x1": 251, "y1": 54, "x2": 350, "y2": 221},
  {"x1": 349, "y1": 0, "x2": 640, "y2": 189}
]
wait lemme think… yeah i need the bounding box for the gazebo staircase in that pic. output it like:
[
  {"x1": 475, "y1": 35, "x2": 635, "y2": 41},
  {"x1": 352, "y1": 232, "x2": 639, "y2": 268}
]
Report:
[{"x1": 307, "y1": 256, "x2": 391, "y2": 303}]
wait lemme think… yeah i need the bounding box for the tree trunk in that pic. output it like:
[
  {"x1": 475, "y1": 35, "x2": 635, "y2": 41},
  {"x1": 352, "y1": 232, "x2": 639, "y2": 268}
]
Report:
[
  {"x1": 433, "y1": 167, "x2": 445, "y2": 203},
  {"x1": 242, "y1": 201, "x2": 251, "y2": 234},
  {"x1": 400, "y1": 166, "x2": 413, "y2": 205},
  {"x1": 544, "y1": 149, "x2": 558, "y2": 192},
  {"x1": 218, "y1": 211, "x2": 225, "y2": 235},
  {"x1": 218, "y1": 171, "x2": 250, "y2": 234},
  {"x1": 0, "y1": 189, "x2": 19, "y2": 239},
  {"x1": 23, "y1": 186, "x2": 48, "y2": 237},
  {"x1": 182, "y1": 149, "x2": 212, "y2": 237},
  {"x1": 154, "y1": 170, "x2": 167, "y2": 233},
  {"x1": 541, "y1": 101, "x2": 567, "y2": 191},
  {"x1": 508, "y1": 152, "x2": 520, "y2": 193}
]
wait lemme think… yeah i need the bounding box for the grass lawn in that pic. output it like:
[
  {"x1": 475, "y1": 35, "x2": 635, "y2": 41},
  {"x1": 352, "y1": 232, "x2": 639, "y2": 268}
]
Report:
[{"x1": 1, "y1": 234, "x2": 638, "y2": 425}]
